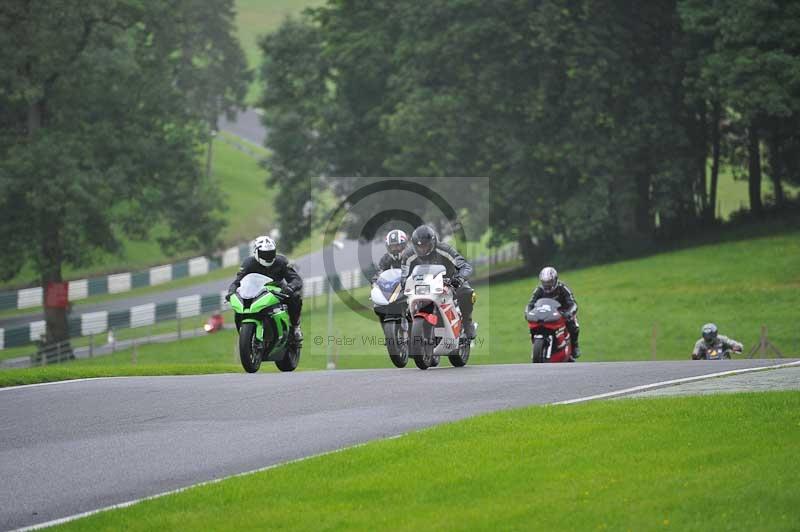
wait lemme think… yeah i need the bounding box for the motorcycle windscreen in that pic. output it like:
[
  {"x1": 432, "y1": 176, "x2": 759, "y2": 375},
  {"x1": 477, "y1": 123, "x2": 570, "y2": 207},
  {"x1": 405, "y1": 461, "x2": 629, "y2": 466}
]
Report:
[
  {"x1": 377, "y1": 268, "x2": 403, "y2": 302},
  {"x1": 409, "y1": 264, "x2": 446, "y2": 278},
  {"x1": 238, "y1": 273, "x2": 274, "y2": 299},
  {"x1": 530, "y1": 297, "x2": 562, "y2": 322}
]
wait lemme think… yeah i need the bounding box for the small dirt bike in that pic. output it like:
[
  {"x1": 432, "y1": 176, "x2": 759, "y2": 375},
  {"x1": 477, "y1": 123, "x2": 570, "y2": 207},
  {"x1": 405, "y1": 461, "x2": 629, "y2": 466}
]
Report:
[
  {"x1": 404, "y1": 264, "x2": 472, "y2": 370},
  {"x1": 525, "y1": 297, "x2": 574, "y2": 363},
  {"x1": 370, "y1": 268, "x2": 409, "y2": 368},
  {"x1": 228, "y1": 273, "x2": 301, "y2": 373},
  {"x1": 697, "y1": 342, "x2": 741, "y2": 360}
]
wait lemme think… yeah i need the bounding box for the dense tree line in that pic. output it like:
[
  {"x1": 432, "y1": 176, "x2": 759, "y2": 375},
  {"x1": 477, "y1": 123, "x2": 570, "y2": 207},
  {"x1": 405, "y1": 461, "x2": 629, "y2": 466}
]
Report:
[
  {"x1": 0, "y1": 0, "x2": 249, "y2": 343},
  {"x1": 259, "y1": 0, "x2": 800, "y2": 266}
]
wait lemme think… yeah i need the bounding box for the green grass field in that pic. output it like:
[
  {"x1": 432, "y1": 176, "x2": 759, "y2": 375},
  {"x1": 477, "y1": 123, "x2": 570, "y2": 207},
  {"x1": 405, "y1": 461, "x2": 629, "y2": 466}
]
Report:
[
  {"x1": 235, "y1": 0, "x2": 323, "y2": 102},
  {"x1": 51, "y1": 391, "x2": 800, "y2": 531},
  {"x1": 2, "y1": 229, "x2": 797, "y2": 386}
]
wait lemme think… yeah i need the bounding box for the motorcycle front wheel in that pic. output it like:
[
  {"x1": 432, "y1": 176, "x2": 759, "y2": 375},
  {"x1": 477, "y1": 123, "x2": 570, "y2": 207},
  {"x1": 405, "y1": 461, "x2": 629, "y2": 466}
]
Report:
[
  {"x1": 239, "y1": 322, "x2": 262, "y2": 373},
  {"x1": 382, "y1": 320, "x2": 408, "y2": 368},
  {"x1": 532, "y1": 336, "x2": 546, "y2": 363},
  {"x1": 410, "y1": 317, "x2": 435, "y2": 370}
]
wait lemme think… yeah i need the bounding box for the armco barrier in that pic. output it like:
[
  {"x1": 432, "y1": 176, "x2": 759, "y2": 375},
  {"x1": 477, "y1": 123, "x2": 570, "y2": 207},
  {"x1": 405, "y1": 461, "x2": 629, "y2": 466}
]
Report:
[
  {"x1": 0, "y1": 242, "x2": 253, "y2": 311},
  {"x1": 0, "y1": 243, "x2": 520, "y2": 350}
]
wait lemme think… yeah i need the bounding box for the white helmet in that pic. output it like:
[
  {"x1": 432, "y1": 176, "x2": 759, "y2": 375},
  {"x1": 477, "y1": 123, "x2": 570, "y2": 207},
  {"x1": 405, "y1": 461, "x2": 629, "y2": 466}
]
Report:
[
  {"x1": 253, "y1": 235, "x2": 277, "y2": 267},
  {"x1": 385, "y1": 229, "x2": 408, "y2": 260}
]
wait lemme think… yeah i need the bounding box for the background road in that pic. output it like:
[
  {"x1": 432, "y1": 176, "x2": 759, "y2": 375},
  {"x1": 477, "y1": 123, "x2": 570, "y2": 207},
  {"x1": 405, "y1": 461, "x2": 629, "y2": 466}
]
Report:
[{"x1": 0, "y1": 359, "x2": 793, "y2": 530}]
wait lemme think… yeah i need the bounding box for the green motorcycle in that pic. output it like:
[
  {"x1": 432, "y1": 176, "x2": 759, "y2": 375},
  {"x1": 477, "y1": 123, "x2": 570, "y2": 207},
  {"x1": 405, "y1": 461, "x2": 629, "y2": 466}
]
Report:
[{"x1": 228, "y1": 273, "x2": 301, "y2": 373}]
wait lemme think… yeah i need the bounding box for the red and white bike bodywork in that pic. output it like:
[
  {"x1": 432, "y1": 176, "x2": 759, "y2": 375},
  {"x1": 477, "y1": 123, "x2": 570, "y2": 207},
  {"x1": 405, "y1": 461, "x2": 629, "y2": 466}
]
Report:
[
  {"x1": 404, "y1": 264, "x2": 471, "y2": 370},
  {"x1": 526, "y1": 297, "x2": 574, "y2": 363}
]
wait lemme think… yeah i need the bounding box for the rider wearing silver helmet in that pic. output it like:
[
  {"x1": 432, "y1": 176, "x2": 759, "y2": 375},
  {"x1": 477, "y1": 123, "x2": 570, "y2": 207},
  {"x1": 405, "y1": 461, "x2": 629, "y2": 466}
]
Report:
[
  {"x1": 226, "y1": 235, "x2": 304, "y2": 343},
  {"x1": 525, "y1": 266, "x2": 580, "y2": 358},
  {"x1": 400, "y1": 225, "x2": 476, "y2": 338},
  {"x1": 692, "y1": 323, "x2": 743, "y2": 359}
]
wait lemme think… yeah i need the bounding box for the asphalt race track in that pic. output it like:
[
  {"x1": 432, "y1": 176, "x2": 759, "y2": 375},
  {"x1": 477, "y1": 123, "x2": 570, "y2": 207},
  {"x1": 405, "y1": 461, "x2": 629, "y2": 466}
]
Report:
[{"x1": 0, "y1": 359, "x2": 794, "y2": 530}]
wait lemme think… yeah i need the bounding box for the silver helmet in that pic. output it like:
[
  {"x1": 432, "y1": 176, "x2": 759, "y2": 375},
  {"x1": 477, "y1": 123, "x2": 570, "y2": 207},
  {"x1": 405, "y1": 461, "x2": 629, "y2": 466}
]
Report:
[{"x1": 539, "y1": 266, "x2": 558, "y2": 295}]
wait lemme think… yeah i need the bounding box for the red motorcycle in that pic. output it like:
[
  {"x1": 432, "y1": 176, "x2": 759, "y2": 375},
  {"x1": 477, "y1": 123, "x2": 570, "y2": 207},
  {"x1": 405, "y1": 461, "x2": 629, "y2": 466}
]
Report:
[{"x1": 525, "y1": 298, "x2": 574, "y2": 363}]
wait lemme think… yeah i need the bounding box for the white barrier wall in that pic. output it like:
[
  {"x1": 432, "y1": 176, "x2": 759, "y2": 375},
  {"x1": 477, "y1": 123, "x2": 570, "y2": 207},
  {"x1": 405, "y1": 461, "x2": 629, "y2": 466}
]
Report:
[
  {"x1": 177, "y1": 295, "x2": 201, "y2": 318},
  {"x1": 149, "y1": 265, "x2": 172, "y2": 286},
  {"x1": 108, "y1": 273, "x2": 131, "y2": 294},
  {"x1": 68, "y1": 279, "x2": 88, "y2": 301},
  {"x1": 222, "y1": 247, "x2": 241, "y2": 268},
  {"x1": 29, "y1": 320, "x2": 46, "y2": 342},
  {"x1": 18, "y1": 287, "x2": 43, "y2": 309},
  {"x1": 188, "y1": 257, "x2": 210, "y2": 277},
  {"x1": 130, "y1": 303, "x2": 156, "y2": 328},
  {"x1": 81, "y1": 311, "x2": 108, "y2": 336}
]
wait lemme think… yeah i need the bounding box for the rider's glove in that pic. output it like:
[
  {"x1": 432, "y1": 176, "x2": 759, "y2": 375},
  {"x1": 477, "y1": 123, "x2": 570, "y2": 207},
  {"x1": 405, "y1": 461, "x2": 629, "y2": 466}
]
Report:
[
  {"x1": 282, "y1": 286, "x2": 295, "y2": 299},
  {"x1": 450, "y1": 275, "x2": 464, "y2": 289}
]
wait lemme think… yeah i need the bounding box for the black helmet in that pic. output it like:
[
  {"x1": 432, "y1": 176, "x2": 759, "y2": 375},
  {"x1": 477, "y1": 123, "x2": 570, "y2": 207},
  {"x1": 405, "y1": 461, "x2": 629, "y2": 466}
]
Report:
[
  {"x1": 539, "y1": 266, "x2": 558, "y2": 295},
  {"x1": 385, "y1": 229, "x2": 408, "y2": 260},
  {"x1": 702, "y1": 323, "x2": 718, "y2": 345},
  {"x1": 411, "y1": 225, "x2": 437, "y2": 257}
]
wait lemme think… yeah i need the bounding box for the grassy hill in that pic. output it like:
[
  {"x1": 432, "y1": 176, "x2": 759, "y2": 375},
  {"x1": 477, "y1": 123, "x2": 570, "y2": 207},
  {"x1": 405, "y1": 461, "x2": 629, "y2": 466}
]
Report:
[
  {"x1": 235, "y1": 0, "x2": 323, "y2": 102},
  {"x1": 1, "y1": 134, "x2": 271, "y2": 290},
  {"x1": 2, "y1": 227, "x2": 796, "y2": 385}
]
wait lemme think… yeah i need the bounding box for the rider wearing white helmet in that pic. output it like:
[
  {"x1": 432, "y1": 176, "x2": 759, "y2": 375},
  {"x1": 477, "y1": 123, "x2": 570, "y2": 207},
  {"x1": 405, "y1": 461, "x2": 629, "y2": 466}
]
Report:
[
  {"x1": 226, "y1": 235, "x2": 304, "y2": 343},
  {"x1": 526, "y1": 266, "x2": 580, "y2": 358},
  {"x1": 372, "y1": 229, "x2": 408, "y2": 281}
]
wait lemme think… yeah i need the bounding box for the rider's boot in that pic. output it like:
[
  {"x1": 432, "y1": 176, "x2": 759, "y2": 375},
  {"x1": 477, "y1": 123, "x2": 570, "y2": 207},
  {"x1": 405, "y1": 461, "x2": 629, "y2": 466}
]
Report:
[
  {"x1": 291, "y1": 322, "x2": 303, "y2": 344},
  {"x1": 572, "y1": 342, "x2": 581, "y2": 359},
  {"x1": 462, "y1": 317, "x2": 476, "y2": 339}
]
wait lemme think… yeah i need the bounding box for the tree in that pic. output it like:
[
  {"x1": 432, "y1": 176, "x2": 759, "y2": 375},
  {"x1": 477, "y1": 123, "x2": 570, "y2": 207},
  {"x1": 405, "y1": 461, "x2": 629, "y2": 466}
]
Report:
[{"x1": 0, "y1": 0, "x2": 248, "y2": 344}]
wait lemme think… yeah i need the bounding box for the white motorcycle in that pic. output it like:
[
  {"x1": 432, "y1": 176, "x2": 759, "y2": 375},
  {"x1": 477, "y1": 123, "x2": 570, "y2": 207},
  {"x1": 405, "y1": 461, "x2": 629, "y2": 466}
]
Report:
[{"x1": 404, "y1": 264, "x2": 473, "y2": 370}]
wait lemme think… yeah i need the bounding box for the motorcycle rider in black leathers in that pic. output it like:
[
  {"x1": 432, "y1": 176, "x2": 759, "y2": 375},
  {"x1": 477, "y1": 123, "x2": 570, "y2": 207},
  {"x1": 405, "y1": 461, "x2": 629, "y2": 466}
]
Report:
[
  {"x1": 400, "y1": 225, "x2": 476, "y2": 339},
  {"x1": 226, "y1": 235, "x2": 304, "y2": 343},
  {"x1": 372, "y1": 229, "x2": 408, "y2": 282},
  {"x1": 526, "y1": 266, "x2": 580, "y2": 358}
]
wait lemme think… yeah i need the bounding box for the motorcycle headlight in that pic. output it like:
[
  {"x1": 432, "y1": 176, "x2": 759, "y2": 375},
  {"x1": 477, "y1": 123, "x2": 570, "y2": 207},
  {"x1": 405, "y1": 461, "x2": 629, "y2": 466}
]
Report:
[{"x1": 415, "y1": 284, "x2": 430, "y2": 295}]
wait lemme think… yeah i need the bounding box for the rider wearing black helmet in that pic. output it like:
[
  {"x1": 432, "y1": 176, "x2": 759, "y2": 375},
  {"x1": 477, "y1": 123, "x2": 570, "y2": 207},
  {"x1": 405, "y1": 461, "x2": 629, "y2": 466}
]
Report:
[
  {"x1": 525, "y1": 266, "x2": 580, "y2": 358},
  {"x1": 226, "y1": 235, "x2": 304, "y2": 343},
  {"x1": 400, "y1": 225, "x2": 476, "y2": 338},
  {"x1": 692, "y1": 323, "x2": 743, "y2": 359}
]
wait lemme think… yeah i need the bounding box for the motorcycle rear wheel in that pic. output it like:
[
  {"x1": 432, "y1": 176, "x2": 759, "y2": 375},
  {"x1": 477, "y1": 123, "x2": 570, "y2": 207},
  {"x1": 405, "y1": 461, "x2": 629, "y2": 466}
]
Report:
[
  {"x1": 275, "y1": 342, "x2": 301, "y2": 372},
  {"x1": 449, "y1": 336, "x2": 470, "y2": 367},
  {"x1": 410, "y1": 317, "x2": 435, "y2": 370},
  {"x1": 239, "y1": 322, "x2": 262, "y2": 373}
]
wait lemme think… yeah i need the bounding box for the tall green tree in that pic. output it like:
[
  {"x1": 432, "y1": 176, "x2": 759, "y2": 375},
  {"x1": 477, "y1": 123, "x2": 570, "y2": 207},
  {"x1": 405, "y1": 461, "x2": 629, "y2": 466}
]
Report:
[{"x1": 0, "y1": 0, "x2": 248, "y2": 344}]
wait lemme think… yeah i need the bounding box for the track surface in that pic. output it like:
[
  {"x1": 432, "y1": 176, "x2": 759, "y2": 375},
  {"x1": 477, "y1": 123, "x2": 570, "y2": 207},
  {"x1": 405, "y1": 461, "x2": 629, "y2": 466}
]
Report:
[{"x1": 0, "y1": 359, "x2": 793, "y2": 530}]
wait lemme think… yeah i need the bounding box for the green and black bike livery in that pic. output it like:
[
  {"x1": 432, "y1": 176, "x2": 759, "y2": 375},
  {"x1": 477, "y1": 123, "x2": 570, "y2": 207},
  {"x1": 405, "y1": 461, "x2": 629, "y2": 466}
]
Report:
[{"x1": 228, "y1": 273, "x2": 301, "y2": 373}]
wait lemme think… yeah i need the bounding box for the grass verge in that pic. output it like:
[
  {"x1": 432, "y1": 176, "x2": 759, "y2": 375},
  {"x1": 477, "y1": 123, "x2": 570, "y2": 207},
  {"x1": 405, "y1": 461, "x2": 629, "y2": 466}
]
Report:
[{"x1": 52, "y1": 391, "x2": 800, "y2": 531}]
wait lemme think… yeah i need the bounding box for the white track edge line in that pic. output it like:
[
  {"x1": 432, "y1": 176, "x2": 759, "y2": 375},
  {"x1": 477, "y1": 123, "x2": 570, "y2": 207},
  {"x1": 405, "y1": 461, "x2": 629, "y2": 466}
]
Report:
[
  {"x1": 552, "y1": 360, "x2": 800, "y2": 405},
  {"x1": 13, "y1": 361, "x2": 800, "y2": 530},
  {"x1": 16, "y1": 433, "x2": 407, "y2": 532}
]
